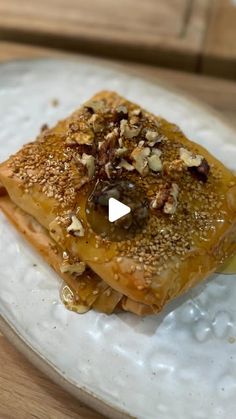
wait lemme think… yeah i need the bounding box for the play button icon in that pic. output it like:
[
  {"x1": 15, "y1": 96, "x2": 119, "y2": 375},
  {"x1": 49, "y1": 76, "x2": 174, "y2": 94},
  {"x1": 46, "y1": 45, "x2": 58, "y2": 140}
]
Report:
[
  {"x1": 108, "y1": 197, "x2": 131, "y2": 222},
  {"x1": 86, "y1": 180, "x2": 149, "y2": 241}
]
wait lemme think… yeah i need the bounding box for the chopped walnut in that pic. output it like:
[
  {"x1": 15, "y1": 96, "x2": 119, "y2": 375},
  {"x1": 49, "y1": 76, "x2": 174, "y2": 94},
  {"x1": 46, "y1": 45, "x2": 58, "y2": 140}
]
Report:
[
  {"x1": 150, "y1": 183, "x2": 179, "y2": 215},
  {"x1": 180, "y1": 148, "x2": 210, "y2": 181},
  {"x1": 180, "y1": 147, "x2": 203, "y2": 167},
  {"x1": 69, "y1": 122, "x2": 79, "y2": 132},
  {"x1": 67, "y1": 215, "x2": 84, "y2": 237},
  {"x1": 109, "y1": 105, "x2": 129, "y2": 124},
  {"x1": 105, "y1": 162, "x2": 112, "y2": 179},
  {"x1": 163, "y1": 159, "x2": 185, "y2": 179},
  {"x1": 80, "y1": 153, "x2": 95, "y2": 179},
  {"x1": 115, "y1": 147, "x2": 128, "y2": 157},
  {"x1": 74, "y1": 129, "x2": 94, "y2": 145},
  {"x1": 88, "y1": 113, "x2": 103, "y2": 133},
  {"x1": 164, "y1": 183, "x2": 179, "y2": 214},
  {"x1": 97, "y1": 129, "x2": 119, "y2": 169},
  {"x1": 65, "y1": 137, "x2": 78, "y2": 146},
  {"x1": 120, "y1": 119, "x2": 141, "y2": 139},
  {"x1": 145, "y1": 130, "x2": 161, "y2": 147},
  {"x1": 131, "y1": 108, "x2": 141, "y2": 116},
  {"x1": 190, "y1": 158, "x2": 210, "y2": 182},
  {"x1": 60, "y1": 261, "x2": 86, "y2": 276},
  {"x1": 130, "y1": 115, "x2": 140, "y2": 126},
  {"x1": 115, "y1": 105, "x2": 128, "y2": 121},
  {"x1": 105, "y1": 128, "x2": 119, "y2": 142},
  {"x1": 118, "y1": 137, "x2": 123, "y2": 147},
  {"x1": 150, "y1": 184, "x2": 170, "y2": 209},
  {"x1": 147, "y1": 153, "x2": 162, "y2": 172},
  {"x1": 118, "y1": 159, "x2": 134, "y2": 171},
  {"x1": 130, "y1": 146, "x2": 150, "y2": 175}
]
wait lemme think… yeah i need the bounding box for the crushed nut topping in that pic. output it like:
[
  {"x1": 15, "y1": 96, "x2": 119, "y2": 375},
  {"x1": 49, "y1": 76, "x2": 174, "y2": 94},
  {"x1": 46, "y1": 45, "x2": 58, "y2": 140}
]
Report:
[
  {"x1": 150, "y1": 184, "x2": 170, "y2": 209},
  {"x1": 67, "y1": 215, "x2": 85, "y2": 237},
  {"x1": 180, "y1": 147, "x2": 203, "y2": 167},
  {"x1": 116, "y1": 105, "x2": 128, "y2": 118},
  {"x1": 74, "y1": 129, "x2": 94, "y2": 145},
  {"x1": 10, "y1": 92, "x2": 221, "y2": 283},
  {"x1": 88, "y1": 113, "x2": 103, "y2": 133},
  {"x1": 147, "y1": 153, "x2": 162, "y2": 172},
  {"x1": 118, "y1": 159, "x2": 134, "y2": 171},
  {"x1": 180, "y1": 148, "x2": 210, "y2": 181},
  {"x1": 80, "y1": 153, "x2": 95, "y2": 179},
  {"x1": 163, "y1": 183, "x2": 179, "y2": 214},
  {"x1": 145, "y1": 130, "x2": 161, "y2": 147},
  {"x1": 105, "y1": 162, "x2": 112, "y2": 179},
  {"x1": 131, "y1": 146, "x2": 150, "y2": 175},
  {"x1": 120, "y1": 119, "x2": 141, "y2": 139},
  {"x1": 115, "y1": 147, "x2": 128, "y2": 157},
  {"x1": 131, "y1": 108, "x2": 141, "y2": 116},
  {"x1": 60, "y1": 260, "x2": 86, "y2": 276},
  {"x1": 190, "y1": 158, "x2": 210, "y2": 182},
  {"x1": 150, "y1": 182, "x2": 179, "y2": 215},
  {"x1": 105, "y1": 128, "x2": 119, "y2": 142}
]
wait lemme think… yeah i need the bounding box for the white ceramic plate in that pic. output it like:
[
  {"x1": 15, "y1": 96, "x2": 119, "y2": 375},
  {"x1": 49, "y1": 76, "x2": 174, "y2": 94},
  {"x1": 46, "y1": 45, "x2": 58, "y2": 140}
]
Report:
[{"x1": 0, "y1": 58, "x2": 236, "y2": 419}]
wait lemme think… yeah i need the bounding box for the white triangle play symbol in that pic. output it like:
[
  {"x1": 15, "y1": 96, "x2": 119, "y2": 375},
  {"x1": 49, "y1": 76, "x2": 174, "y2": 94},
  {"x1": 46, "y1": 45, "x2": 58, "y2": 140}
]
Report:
[{"x1": 108, "y1": 197, "x2": 131, "y2": 222}]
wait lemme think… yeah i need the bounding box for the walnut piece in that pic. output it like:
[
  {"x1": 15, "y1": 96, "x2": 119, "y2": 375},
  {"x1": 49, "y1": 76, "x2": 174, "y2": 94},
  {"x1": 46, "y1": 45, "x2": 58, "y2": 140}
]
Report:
[
  {"x1": 145, "y1": 130, "x2": 161, "y2": 147},
  {"x1": 180, "y1": 147, "x2": 203, "y2": 167},
  {"x1": 147, "y1": 153, "x2": 162, "y2": 172},
  {"x1": 151, "y1": 183, "x2": 179, "y2": 214},
  {"x1": 88, "y1": 113, "x2": 103, "y2": 133},
  {"x1": 150, "y1": 184, "x2": 170, "y2": 209},
  {"x1": 118, "y1": 159, "x2": 134, "y2": 171},
  {"x1": 80, "y1": 153, "x2": 95, "y2": 179},
  {"x1": 60, "y1": 261, "x2": 86, "y2": 276},
  {"x1": 105, "y1": 128, "x2": 119, "y2": 142},
  {"x1": 163, "y1": 183, "x2": 179, "y2": 214},
  {"x1": 74, "y1": 129, "x2": 94, "y2": 145},
  {"x1": 130, "y1": 146, "x2": 150, "y2": 175},
  {"x1": 105, "y1": 162, "x2": 112, "y2": 179},
  {"x1": 190, "y1": 158, "x2": 210, "y2": 181},
  {"x1": 115, "y1": 147, "x2": 128, "y2": 157},
  {"x1": 131, "y1": 108, "x2": 141, "y2": 116},
  {"x1": 180, "y1": 148, "x2": 210, "y2": 181},
  {"x1": 67, "y1": 215, "x2": 85, "y2": 237}
]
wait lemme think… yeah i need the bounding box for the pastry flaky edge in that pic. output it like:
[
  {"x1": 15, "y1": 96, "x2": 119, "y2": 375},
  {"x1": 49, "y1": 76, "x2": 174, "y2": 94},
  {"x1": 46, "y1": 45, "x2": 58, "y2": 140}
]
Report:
[
  {"x1": 0, "y1": 192, "x2": 154, "y2": 316},
  {"x1": 0, "y1": 90, "x2": 236, "y2": 315}
]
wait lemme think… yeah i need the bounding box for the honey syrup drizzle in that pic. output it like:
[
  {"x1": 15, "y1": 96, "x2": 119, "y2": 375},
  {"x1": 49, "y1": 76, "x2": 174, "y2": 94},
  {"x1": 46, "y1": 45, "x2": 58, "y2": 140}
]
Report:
[{"x1": 217, "y1": 255, "x2": 236, "y2": 275}]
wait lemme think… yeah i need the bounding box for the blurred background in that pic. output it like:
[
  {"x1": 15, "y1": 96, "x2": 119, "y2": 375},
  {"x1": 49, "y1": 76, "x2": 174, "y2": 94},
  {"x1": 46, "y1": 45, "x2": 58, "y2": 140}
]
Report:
[
  {"x1": 0, "y1": 1, "x2": 236, "y2": 419},
  {"x1": 0, "y1": 0, "x2": 235, "y2": 79}
]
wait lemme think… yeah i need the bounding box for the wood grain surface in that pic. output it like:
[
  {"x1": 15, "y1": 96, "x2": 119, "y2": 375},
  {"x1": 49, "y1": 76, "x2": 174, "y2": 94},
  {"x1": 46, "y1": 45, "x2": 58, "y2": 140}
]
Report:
[
  {"x1": 0, "y1": 0, "x2": 211, "y2": 71},
  {"x1": 0, "y1": 41, "x2": 236, "y2": 419},
  {"x1": 203, "y1": 0, "x2": 236, "y2": 78}
]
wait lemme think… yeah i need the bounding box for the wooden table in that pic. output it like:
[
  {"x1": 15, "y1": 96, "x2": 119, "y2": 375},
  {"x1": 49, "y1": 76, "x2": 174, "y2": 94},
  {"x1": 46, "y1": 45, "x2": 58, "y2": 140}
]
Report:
[
  {"x1": 0, "y1": 0, "x2": 235, "y2": 78},
  {"x1": 0, "y1": 41, "x2": 236, "y2": 419}
]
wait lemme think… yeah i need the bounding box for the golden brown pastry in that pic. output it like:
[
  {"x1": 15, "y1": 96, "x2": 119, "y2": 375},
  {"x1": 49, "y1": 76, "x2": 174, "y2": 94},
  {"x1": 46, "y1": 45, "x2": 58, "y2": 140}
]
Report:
[
  {"x1": 0, "y1": 91, "x2": 235, "y2": 315},
  {"x1": 0, "y1": 193, "x2": 153, "y2": 315}
]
